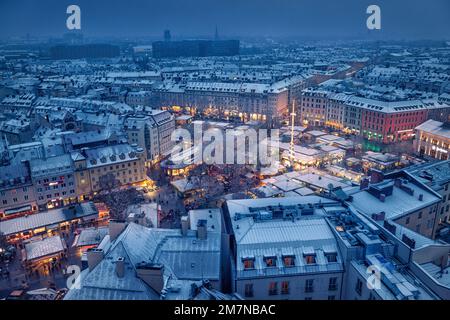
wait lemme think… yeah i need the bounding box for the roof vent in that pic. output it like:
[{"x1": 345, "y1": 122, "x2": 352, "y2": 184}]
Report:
[{"x1": 116, "y1": 257, "x2": 125, "y2": 278}]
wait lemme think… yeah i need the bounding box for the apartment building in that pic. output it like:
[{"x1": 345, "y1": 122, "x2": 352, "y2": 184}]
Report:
[
  {"x1": 225, "y1": 196, "x2": 345, "y2": 300},
  {"x1": 154, "y1": 81, "x2": 289, "y2": 125},
  {"x1": 224, "y1": 194, "x2": 450, "y2": 300},
  {"x1": 146, "y1": 109, "x2": 176, "y2": 159},
  {"x1": 0, "y1": 118, "x2": 34, "y2": 145},
  {"x1": 407, "y1": 160, "x2": 450, "y2": 232},
  {"x1": 351, "y1": 170, "x2": 442, "y2": 239},
  {"x1": 73, "y1": 144, "x2": 146, "y2": 196},
  {"x1": 124, "y1": 109, "x2": 175, "y2": 164},
  {"x1": 299, "y1": 88, "x2": 450, "y2": 143},
  {"x1": 299, "y1": 88, "x2": 328, "y2": 127},
  {"x1": 0, "y1": 162, "x2": 37, "y2": 220},
  {"x1": 0, "y1": 94, "x2": 36, "y2": 114},
  {"x1": 30, "y1": 154, "x2": 77, "y2": 210},
  {"x1": 125, "y1": 91, "x2": 153, "y2": 107}
]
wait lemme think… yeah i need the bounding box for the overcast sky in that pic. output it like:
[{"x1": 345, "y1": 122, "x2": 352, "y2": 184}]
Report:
[{"x1": 0, "y1": 0, "x2": 449, "y2": 40}]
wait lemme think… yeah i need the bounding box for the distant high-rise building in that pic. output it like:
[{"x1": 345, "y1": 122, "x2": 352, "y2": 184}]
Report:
[
  {"x1": 49, "y1": 44, "x2": 120, "y2": 60},
  {"x1": 164, "y1": 29, "x2": 171, "y2": 42},
  {"x1": 152, "y1": 39, "x2": 239, "y2": 58}
]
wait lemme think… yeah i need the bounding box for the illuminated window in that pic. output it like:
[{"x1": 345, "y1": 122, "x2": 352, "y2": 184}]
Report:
[
  {"x1": 304, "y1": 254, "x2": 316, "y2": 265},
  {"x1": 268, "y1": 282, "x2": 278, "y2": 295},
  {"x1": 282, "y1": 255, "x2": 295, "y2": 267},
  {"x1": 264, "y1": 256, "x2": 277, "y2": 267},
  {"x1": 242, "y1": 258, "x2": 255, "y2": 270}
]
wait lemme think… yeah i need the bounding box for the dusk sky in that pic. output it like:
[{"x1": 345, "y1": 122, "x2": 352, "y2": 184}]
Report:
[{"x1": 0, "y1": 0, "x2": 449, "y2": 40}]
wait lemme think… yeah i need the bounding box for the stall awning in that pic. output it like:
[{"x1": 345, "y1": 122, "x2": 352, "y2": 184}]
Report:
[{"x1": 4, "y1": 205, "x2": 32, "y2": 215}]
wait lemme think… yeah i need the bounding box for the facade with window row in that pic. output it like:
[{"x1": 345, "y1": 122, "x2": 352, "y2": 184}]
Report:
[{"x1": 299, "y1": 88, "x2": 450, "y2": 144}]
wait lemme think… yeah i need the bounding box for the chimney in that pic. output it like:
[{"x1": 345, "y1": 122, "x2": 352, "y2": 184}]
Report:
[
  {"x1": 116, "y1": 257, "x2": 125, "y2": 278},
  {"x1": 87, "y1": 248, "x2": 104, "y2": 271},
  {"x1": 418, "y1": 194, "x2": 424, "y2": 201},
  {"x1": 360, "y1": 177, "x2": 369, "y2": 190},
  {"x1": 197, "y1": 219, "x2": 207, "y2": 240},
  {"x1": 379, "y1": 193, "x2": 386, "y2": 202},
  {"x1": 181, "y1": 215, "x2": 190, "y2": 236},
  {"x1": 109, "y1": 219, "x2": 127, "y2": 241},
  {"x1": 136, "y1": 263, "x2": 165, "y2": 293},
  {"x1": 372, "y1": 211, "x2": 386, "y2": 221},
  {"x1": 370, "y1": 169, "x2": 384, "y2": 184}
]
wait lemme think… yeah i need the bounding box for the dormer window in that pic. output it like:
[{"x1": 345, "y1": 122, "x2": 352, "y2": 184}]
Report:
[
  {"x1": 242, "y1": 258, "x2": 255, "y2": 270},
  {"x1": 304, "y1": 254, "x2": 316, "y2": 265},
  {"x1": 264, "y1": 256, "x2": 277, "y2": 267},
  {"x1": 325, "y1": 252, "x2": 337, "y2": 263},
  {"x1": 282, "y1": 255, "x2": 295, "y2": 267}
]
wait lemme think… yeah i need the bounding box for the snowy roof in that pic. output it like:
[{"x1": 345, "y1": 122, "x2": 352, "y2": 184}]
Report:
[
  {"x1": 226, "y1": 196, "x2": 344, "y2": 277},
  {"x1": 66, "y1": 223, "x2": 221, "y2": 300},
  {"x1": 415, "y1": 119, "x2": 450, "y2": 139},
  {"x1": 68, "y1": 130, "x2": 112, "y2": 146},
  {"x1": 271, "y1": 178, "x2": 304, "y2": 192},
  {"x1": 0, "y1": 202, "x2": 98, "y2": 236},
  {"x1": 24, "y1": 235, "x2": 65, "y2": 261},
  {"x1": 227, "y1": 195, "x2": 338, "y2": 242},
  {"x1": 406, "y1": 160, "x2": 450, "y2": 191},
  {"x1": 84, "y1": 144, "x2": 141, "y2": 168},
  {"x1": 420, "y1": 262, "x2": 450, "y2": 289},
  {"x1": 170, "y1": 177, "x2": 201, "y2": 193},
  {"x1": 252, "y1": 185, "x2": 284, "y2": 198},
  {"x1": 317, "y1": 134, "x2": 342, "y2": 142},
  {"x1": 30, "y1": 154, "x2": 73, "y2": 177},
  {"x1": 305, "y1": 130, "x2": 328, "y2": 137},
  {"x1": 351, "y1": 257, "x2": 436, "y2": 300},
  {"x1": 106, "y1": 71, "x2": 160, "y2": 78},
  {"x1": 292, "y1": 172, "x2": 350, "y2": 190},
  {"x1": 74, "y1": 227, "x2": 109, "y2": 247},
  {"x1": 294, "y1": 187, "x2": 315, "y2": 196},
  {"x1": 0, "y1": 162, "x2": 30, "y2": 189},
  {"x1": 351, "y1": 179, "x2": 440, "y2": 220},
  {"x1": 126, "y1": 203, "x2": 159, "y2": 228},
  {"x1": 188, "y1": 208, "x2": 222, "y2": 232},
  {"x1": 387, "y1": 220, "x2": 436, "y2": 249}
]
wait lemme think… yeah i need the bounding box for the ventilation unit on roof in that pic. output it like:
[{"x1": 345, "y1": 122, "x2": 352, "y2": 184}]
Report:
[{"x1": 258, "y1": 211, "x2": 273, "y2": 221}]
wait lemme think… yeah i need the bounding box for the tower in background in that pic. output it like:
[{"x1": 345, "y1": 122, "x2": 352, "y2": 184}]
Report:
[{"x1": 164, "y1": 30, "x2": 171, "y2": 42}]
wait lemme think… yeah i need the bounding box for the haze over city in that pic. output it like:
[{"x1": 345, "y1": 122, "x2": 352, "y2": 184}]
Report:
[{"x1": 0, "y1": 0, "x2": 449, "y2": 40}]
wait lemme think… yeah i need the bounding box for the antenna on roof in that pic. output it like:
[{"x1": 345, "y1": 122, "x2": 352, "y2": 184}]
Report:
[{"x1": 214, "y1": 26, "x2": 219, "y2": 41}]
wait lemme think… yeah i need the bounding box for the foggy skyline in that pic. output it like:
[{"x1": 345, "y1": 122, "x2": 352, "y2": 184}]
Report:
[{"x1": 0, "y1": 0, "x2": 449, "y2": 41}]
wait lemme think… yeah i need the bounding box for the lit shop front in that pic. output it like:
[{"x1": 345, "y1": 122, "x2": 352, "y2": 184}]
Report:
[
  {"x1": 46, "y1": 196, "x2": 77, "y2": 210},
  {"x1": 0, "y1": 202, "x2": 99, "y2": 243},
  {"x1": 0, "y1": 204, "x2": 37, "y2": 221},
  {"x1": 160, "y1": 159, "x2": 193, "y2": 177}
]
